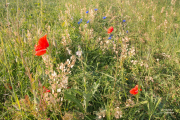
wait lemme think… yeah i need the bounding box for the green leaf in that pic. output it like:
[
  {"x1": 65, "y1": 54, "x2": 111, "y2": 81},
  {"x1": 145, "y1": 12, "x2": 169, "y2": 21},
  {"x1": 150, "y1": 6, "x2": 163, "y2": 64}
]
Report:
[
  {"x1": 64, "y1": 92, "x2": 84, "y2": 112},
  {"x1": 69, "y1": 89, "x2": 83, "y2": 96},
  {"x1": 92, "y1": 81, "x2": 100, "y2": 95}
]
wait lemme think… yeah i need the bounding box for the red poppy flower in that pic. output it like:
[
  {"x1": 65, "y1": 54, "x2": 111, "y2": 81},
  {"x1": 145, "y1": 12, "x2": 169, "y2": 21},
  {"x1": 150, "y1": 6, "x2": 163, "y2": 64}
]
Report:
[
  {"x1": 43, "y1": 86, "x2": 51, "y2": 93},
  {"x1": 108, "y1": 26, "x2": 114, "y2": 34},
  {"x1": 130, "y1": 85, "x2": 142, "y2": 95},
  {"x1": 35, "y1": 48, "x2": 47, "y2": 56},
  {"x1": 35, "y1": 35, "x2": 49, "y2": 56},
  {"x1": 46, "y1": 89, "x2": 51, "y2": 93},
  {"x1": 38, "y1": 35, "x2": 49, "y2": 48}
]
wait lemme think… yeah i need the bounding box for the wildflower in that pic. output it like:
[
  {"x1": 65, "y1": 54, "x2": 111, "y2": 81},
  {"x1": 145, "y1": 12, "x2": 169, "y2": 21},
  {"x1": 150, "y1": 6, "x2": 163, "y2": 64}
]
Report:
[
  {"x1": 76, "y1": 45, "x2": 82, "y2": 57},
  {"x1": 129, "y1": 85, "x2": 142, "y2": 95},
  {"x1": 125, "y1": 99, "x2": 134, "y2": 107},
  {"x1": 57, "y1": 89, "x2": 61, "y2": 92},
  {"x1": 78, "y1": 19, "x2": 83, "y2": 24},
  {"x1": 35, "y1": 35, "x2": 49, "y2": 56},
  {"x1": 126, "y1": 30, "x2": 128, "y2": 33},
  {"x1": 43, "y1": 86, "x2": 51, "y2": 93},
  {"x1": 46, "y1": 89, "x2": 51, "y2": 93},
  {"x1": 103, "y1": 16, "x2": 106, "y2": 19},
  {"x1": 51, "y1": 71, "x2": 57, "y2": 77},
  {"x1": 123, "y1": 20, "x2": 126, "y2": 22},
  {"x1": 35, "y1": 45, "x2": 46, "y2": 56},
  {"x1": 108, "y1": 37, "x2": 111, "y2": 39},
  {"x1": 86, "y1": 11, "x2": 89, "y2": 13},
  {"x1": 114, "y1": 107, "x2": 123, "y2": 119},
  {"x1": 76, "y1": 50, "x2": 82, "y2": 57},
  {"x1": 94, "y1": 8, "x2": 98, "y2": 11},
  {"x1": 66, "y1": 47, "x2": 72, "y2": 55},
  {"x1": 107, "y1": 26, "x2": 114, "y2": 34},
  {"x1": 87, "y1": 20, "x2": 90, "y2": 23}
]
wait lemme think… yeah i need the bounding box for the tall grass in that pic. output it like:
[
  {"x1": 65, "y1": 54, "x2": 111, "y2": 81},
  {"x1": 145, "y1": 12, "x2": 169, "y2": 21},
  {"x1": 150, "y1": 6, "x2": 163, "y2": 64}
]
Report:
[{"x1": 0, "y1": 0, "x2": 180, "y2": 119}]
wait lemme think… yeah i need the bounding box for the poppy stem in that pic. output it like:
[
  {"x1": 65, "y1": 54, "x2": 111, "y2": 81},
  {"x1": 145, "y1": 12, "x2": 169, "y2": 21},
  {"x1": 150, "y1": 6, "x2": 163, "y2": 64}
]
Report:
[{"x1": 136, "y1": 93, "x2": 139, "y2": 102}]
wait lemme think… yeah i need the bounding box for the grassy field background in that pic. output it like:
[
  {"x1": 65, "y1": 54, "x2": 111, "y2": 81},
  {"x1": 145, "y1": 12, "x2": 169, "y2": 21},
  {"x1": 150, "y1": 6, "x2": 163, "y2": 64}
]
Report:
[{"x1": 0, "y1": 0, "x2": 180, "y2": 119}]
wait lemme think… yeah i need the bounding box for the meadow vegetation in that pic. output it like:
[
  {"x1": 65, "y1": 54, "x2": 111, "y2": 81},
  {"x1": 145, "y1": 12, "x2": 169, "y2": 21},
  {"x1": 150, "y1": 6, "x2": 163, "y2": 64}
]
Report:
[{"x1": 0, "y1": 0, "x2": 180, "y2": 119}]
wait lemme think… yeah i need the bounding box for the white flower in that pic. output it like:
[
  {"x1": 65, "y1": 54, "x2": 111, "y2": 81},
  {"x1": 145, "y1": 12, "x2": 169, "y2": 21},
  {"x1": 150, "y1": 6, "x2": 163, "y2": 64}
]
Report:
[
  {"x1": 67, "y1": 59, "x2": 70, "y2": 65},
  {"x1": 66, "y1": 47, "x2": 72, "y2": 55},
  {"x1": 52, "y1": 71, "x2": 57, "y2": 77},
  {"x1": 76, "y1": 50, "x2": 82, "y2": 57},
  {"x1": 57, "y1": 89, "x2": 61, "y2": 92}
]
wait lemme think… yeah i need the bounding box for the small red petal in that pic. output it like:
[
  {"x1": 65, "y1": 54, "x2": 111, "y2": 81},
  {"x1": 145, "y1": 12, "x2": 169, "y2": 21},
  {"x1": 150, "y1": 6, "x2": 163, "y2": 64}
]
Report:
[
  {"x1": 134, "y1": 89, "x2": 138, "y2": 94},
  {"x1": 108, "y1": 26, "x2": 113, "y2": 34},
  {"x1": 130, "y1": 88, "x2": 136, "y2": 95},
  {"x1": 129, "y1": 90, "x2": 134, "y2": 94},
  {"x1": 134, "y1": 85, "x2": 138, "y2": 89},
  {"x1": 35, "y1": 49, "x2": 46, "y2": 56},
  {"x1": 35, "y1": 44, "x2": 46, "y2": 51},
  {"x1": 38, "y1": 35, "x2": 49, "y2": 49},
  {"x1": 43, "y1": 86, "x2": 50, "y2": 93},
  {"x1": 130, "y1": 85, "x2": 140, "y2": 95},
  {"x1": 46, "y1": 89, "x2": 51, "y2": 92}
]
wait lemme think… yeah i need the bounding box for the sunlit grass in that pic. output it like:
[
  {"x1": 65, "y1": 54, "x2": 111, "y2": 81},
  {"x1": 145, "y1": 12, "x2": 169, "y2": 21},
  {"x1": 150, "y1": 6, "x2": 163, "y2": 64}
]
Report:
[{"x1": 0, "y1": 0, "x2": 180, "y2": 119}]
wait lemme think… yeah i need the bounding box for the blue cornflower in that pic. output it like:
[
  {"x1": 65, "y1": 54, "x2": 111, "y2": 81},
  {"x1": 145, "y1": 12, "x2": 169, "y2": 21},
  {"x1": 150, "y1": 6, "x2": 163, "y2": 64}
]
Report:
[
  {"x1": 126, "y1": 30, "x2": 128, "y2": 33},
  {"x1": 87, "y1": 20, "x2": 90, "y2": 23},
  {"x1": 103, "y1": 16, "x2": 106, "y2": 19},
  {"x1": 123, "y1": 20, "x2": 126, "y2": 22},
  {"x1": 110, "y1": 34, "x2": 113, "y2": 37},
  {"x1": 108, "y1": 37, "x2": 112, "y2": 39},
  {"x1": 94, "y1": 8, "x2": 98, "y2": 11},
  {"x1": 86, "y1": 11, "x2": 89, "y2": 13},
  {"x1": 78, "y1": 19, "x2": 82, "y2": 24}
]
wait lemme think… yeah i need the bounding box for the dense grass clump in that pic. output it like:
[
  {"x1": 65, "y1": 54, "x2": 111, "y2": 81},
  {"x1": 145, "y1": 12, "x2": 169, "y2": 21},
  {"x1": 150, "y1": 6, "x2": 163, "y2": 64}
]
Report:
[{"x1": 0, "y1": 0, "x2": 180, "y2": 119}]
